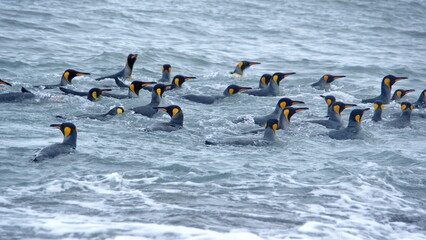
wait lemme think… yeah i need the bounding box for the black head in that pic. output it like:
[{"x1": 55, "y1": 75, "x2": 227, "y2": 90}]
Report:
[
  {"x1": 400, "y1": 102, "x2": 413, "y2": 111},
  {"x1": 393, "y1": 89, "x2": 415, "y2": 99},
  {"x1": 129, "y1": 81, "x2": 156, "y2": 96},
  {"x1": 162, "y1": 64, "x2": 172, "y2": 73},
  {"x1": 225, "y1": 85, "x2": 252, "y2": 95},
  {"x1": 320, "y1": 95, "x2": 336, "y2": 106},
  {"x1": 277, "y1": 98, "x2": 304, "y2": 109},
  {"x1": 62, "y1": 69, "x2": 90, "y2": 84},
  {"x1": 155, "y1": 105, "x2": 182, "y2": 118},
  {"x1": 349, "y1": 108, "x2": 370, "y2": 123},
  {"x1": 50, "y1": 122, "x2": 77, "y2": 138},
  {"x1": 0, "y1": 79, "x2": 12, "y2": 86},
  {"x1": 172, "y1": 75, "x2": 196, "y2": 87},
  {"x1": 373, "y1": 101, "x2": 384, "y2": 111},
  {"x1": 107, "y1": 107, "x2": 124, "y2": 116},
  {"x1": 153, "y1": 84, "x2": 167, "y2": 97},
  {"x1": 331, "y1": 102, "x2": 357, "y2": 115},
  {"x1": 282, "y1": 107, "x2": 309, "y2": 121},
  {"x1": 322, "y1": 75, "x2": 345, "y2": 83},
  {"x1": 259, "y1": 74, "x2": 272, "y2": 86},
  {"x1": 126, "y1": 54, "x2": 138, "y2": 68},
  {"x1": 265, "y1": 119, "x2": 279, "y2": 133},
  {"x1": 238, "y1": 61, "x2": 260, "y2": 71},
  {"x1": 382, "y1": 75, "x2": 407, "y2": 89},
  {"x1": 89, "y1": 88, "x2": 111, "y2": 100},
  {"x1": 271, "y1": 72, "x2": 296, "y2": 84}
]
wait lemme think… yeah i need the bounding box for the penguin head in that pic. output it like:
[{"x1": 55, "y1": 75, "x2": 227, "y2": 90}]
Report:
[
  {"x1": 162, "y1": 64, "x2": 172, "y2": 73},
  {"x1": 155, "y1": 105, "x2": 182, "y2": 118},
  {"x1": 382, "y1": 75, "x2": 407, "y2": 89},
  {"x1": 62, "y1": 69, "x2": 90, "y2": 84},
  {"x1": 277, "y1": 98, "x2": 304, "y2": 109},
  {"x1": 349, "y1": 108, "x2": 370, "y2": 124},
  {"x1": 172, "y1": 75, "x2": 196, "y2": 87},
  {"x1": 50, "y1": 122, "x2": 77, "y2": 138},
  {"x1": 400, "y1": 102, "x2": 413, "y2": 112},
  {"x1": 265, "y1": 119, "x2": 279, "y2": 133},
  {"x1": 321, "y1": 75, "x2": 345, "y2": 83},
  {"x1": 271, "y1": 72, "x2": 296, "y2": 85},
  {"x1": 224, "y1": 85, "x2": 252, "y2": 96},
  {"x1": 392, "y1": 89, "x2": 415, "y2": 100},
  {"x1": 331, "y1": 102, "x2": 357, "y2": 115},
  {"x1": 373, "y1": 101, "x2": 385, "y2": 111},
  {"x1": 230, "y1": 61, "x2": 260, "y2": 76},
  {"x1": 259, "y1": 74, "x2": 272, "y2": 87},
  {"x1": 153, "y1": 84, "x2": 167, "y2": 97},
  {"x1": 0, "y1": 79, "x2": 12, "y2": 86},
  {"x1": 320, "y1": 95, "x2": 336, "y2": 107},
  {"x1": 107, "y1": 107, "x2": 125, "y2": 116},
  {"x1": 88, "y1": 88, "x2": 111, "y2": 101},
  {"x1": 129, "y1": 81, "x2": 156, "y2": 96},
  {"x1": 282, "y1": 107, "x2": 309, "y2": 122},
  {"x1": 126, "y1": 54, "x2": 138, "y2": 69}
]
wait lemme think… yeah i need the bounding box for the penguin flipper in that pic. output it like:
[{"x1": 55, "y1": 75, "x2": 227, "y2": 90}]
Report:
[
  {"x1": 182, "y1": 95, "x2": 216, "y2": 104},
  {"x1": 205, "y1": 140, "x2": 218, "y2": 145},
  {"x1": 59, "y1": 87, "x2": 87, "y2": 96},
  {"x1": 114, "y1": 77, "x2": 129, "y2": 88},
  {"x1": 102, "y1": 92, "x2": 128, "y2": 99},
  {"x1": 21, "y1": 87, "x2": 32, "y2": 93}
]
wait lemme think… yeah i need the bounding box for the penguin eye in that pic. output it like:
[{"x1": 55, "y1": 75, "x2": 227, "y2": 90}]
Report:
[{"x1": 323, "y1": 75, "x2": 329, "y2": 81}]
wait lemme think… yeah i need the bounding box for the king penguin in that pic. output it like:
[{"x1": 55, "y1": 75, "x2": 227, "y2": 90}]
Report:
[
  {"x1": 182, "y1": 85, "x2": 251, "y2": 104},
  {"x1": 372, "y1": 101, "x2": 384, "y2": 122},
  {"x1": 328, "y1": 108, "x2": 370, "y2": 140},
  {"x1": 320, "y1": 95, "x2": 336, "y2": 117},
  {"x1": 146, "y1": 105, "x2": 184, "y2": 132},
  {"x1": 35, "y1": 69, "x2": 90, "y2": 89},
  {"x1": 361, "y1": 75, "x2": 407, "y2": 104},
  {"x1": 33, "y1": 123, "x2": 77, "y2": 162},
  {"x1": 414, "y1": 89, "x2": 426, "y2": 109},
  {"x1": 258, "y1": 74, "x2": 272, "y2": 89},
  {"x1": 307, "y1": 102, "x2": 357, "y2": 129},
  {"x1": 391, "y1": 89, "x2": 415, "y2": 101},
  {"x1": 158, "y1": 64, "x2": 172, "y2": 82},
  {"x1": 386, "y1": 102, "x2": 413, "y2": 128},
  {"x1": 230, "y1": 61, "x2": 260, "y2": 77},
  {"x1": 0, "y1": 79, "x2": 12, "y2": 86},
  {"x1": 131, "y1": 84, "x2": 167, "y2": 117},
  {"x1": 102, "y1": 81, "x2": 156, "y2": 99},
  {"x1": 311, "y1": 74, "x2": 345, "y2": 91},
  {"x1": 95, "y1": 54, "x2": 138, "y2": 87},
  {"x1": 254, "y1": 98, "x2": 305, "y2": 126},
  {"x1": 76, "y1": 107, "x2": 124, "y2": 121},
  {"x1": 0, "y1": 87, "x2": 35, "y2": 103},
  {"x1": 243, "y1": 72, "x2": 296, "y2": 96},
  {"x1": 206, "y1": 119, "x2": 278, "y2": 146},
  {"x1": 59, "y1": 87, "x2": 111, "y2": 101},
  {"x1": 279, "y1": 107, "x2": 309, "y2": 130}
]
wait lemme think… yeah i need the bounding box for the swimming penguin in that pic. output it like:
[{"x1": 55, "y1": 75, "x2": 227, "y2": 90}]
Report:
[
  {"x1": 253, "y1": 98, "x2": 305, "y2": 126},
  {"x1": 35, "y1": 69, "x2": 90, "y2": 89},
  {"x1": 78, "y1": 107, "x2": 124, "y2": 121},
  {"x1": 311, "y1": 75, "x2": 345, "y2": 91},
  {"x1": 206, "y1": 119, "x2": 278, "y2": 146},
  {"x1": 146, "y1": 105, "x2": 183, "y2": 132},
  {"x1": 59, "y1": 87, "x2": 111, "y2": 101},
  {"x1": 307, "y1": 102, "x2": 357, "y2": 129},
  {"x1": 182, "y1": 85, "x2": 252, "y2": 104},
  {"x1": 372, "y1": 101, "x2": 384, "y2": 122},
  {"x1": 320, "y1": 95, "x2": 336, "y2": 117},
  {"x1": 258, "y1": 74, "x2": 272, "y2": 89},
  {"x1": 386, "y1": 102, "x2": 413, "y2": 128},
  {"x1": 361, "y1": 75, "x2": 407, "y2": 104},
  {"x1": 244, "y1": 72, "x2": 296, "y2": 96},
  {"x1": 158, "y1": 64, "x2": 172, "y2": 82},
  {"x1": 391, "y1": 89, "x2": 415, "y2": 101},
  {"x1": 95, "y1": 54, "x2": 138, "y2": 87},
  {"x1": 414, "y1": 89, "x2": 426, "y2": 109},
  {"x1": 0, "y1": 79, "x2": 12, "y2": 86},
  {"x1": 131, "y1": 84, "x2": 167, "y2": 117},
  {"x1": 0, "y1": 87, "x2": 35, "y2": 103},
  {"x1": 279, "y1": 107, "x2": 309, "y2": 130},
  {"x1": 230, "y1": 61, "x2": 260, "y2": 77},
  {"x1": 33, "y1": 122, "x2": 77, "y2": 162},
  {"x1": 144, "y1": 75, "x2": 196, "y2": 92},
  {"x1": 102, "y1": 81, "x2": 156, "y2": 99},
  {"x1": 328, "y1": 108, "x2": 370, "y2": 140}
]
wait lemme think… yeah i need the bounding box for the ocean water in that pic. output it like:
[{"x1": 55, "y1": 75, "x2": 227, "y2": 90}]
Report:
[{"x1": 1, "y1": 0, "x2": 425, "y2": 239}]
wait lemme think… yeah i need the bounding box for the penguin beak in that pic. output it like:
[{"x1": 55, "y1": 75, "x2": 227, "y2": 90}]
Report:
[
  {"x1": 283, "y1": 72, "x2": 296, "y2": 77},
  {"x1": 50, "y1": 124, "x2": 62, "y2": 129},
  {"x1": 141, "y1": 82, "x2": 156, "y2": 87},
  {"x1": 165, "y1": 85, "x2": 174, "y2": 90},
  {"x1": 333, "y1": 75, "x2": 345, "y2": 80},
  {"x1": 395, "y1": 77, "x2": 407, "y2": 82},
  {"x1": 184, "y1": 77, "x2": 196, "y2": 81},
  {"x1": 405, "y1": 89, "x2": 415, "y2": 93},
  {"x1": 155, "y1": 107, "x2": 168, "y2": 112},
  {"x1": 76, "y1": 72, "x2": 90, "y2": 76},
  {"x1": 130, "y1": 55, "x2": 137, "y2": 59},
  {"x1": 344, "y1": 104, "x2": 357, "y2": 109},
  {"x1": 295, "y1": 108, "x2": 309, "y2": 113},
  {"x1": 101, "y1": 89, "x2": 112, "y2": 94},
  {"x1": 0, "y1": 80, "x2": 12, "y2": 86},
  {"x1": 320, "y1": 95, "x2": 326, "y2": 98},
  {"x1": 248, "y1": 62, "x2": 260, "y2": 66},
  {"x1": 362, "y1": 108, "x2": 370, "y2": 113},
  {"x1": 292, "y1": 101, "x2": 305, "y2": 105},
  {"x1": 238, "y1": 87, "x2": 252, "y2": 92}
]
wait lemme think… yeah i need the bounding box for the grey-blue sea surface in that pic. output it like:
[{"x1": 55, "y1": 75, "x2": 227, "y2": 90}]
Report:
[{"x1": 0, "y1": 0, "x2": 425, "y2": 239}]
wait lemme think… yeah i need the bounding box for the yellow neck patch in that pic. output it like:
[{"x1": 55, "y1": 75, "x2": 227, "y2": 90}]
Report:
[
  {"x1": 129, "y1": 84, "x2": 136, "y2": 95},
  {"x1": 279, "y1": 102, "x2": 287, "y2": 109},
  {"x1": 384, "y1": 78, "x2": 391, "y2": 88},
  {"x1": 174, "y1": 78, "x2": 180, "y2": 87},
  {"x1": 355, "y1": 115, "x2": 361, "y2": 123},
  {"x1": 374, "y1": 104, "x2": 379, "y2": 111},
  {"x1": 161, "y1": 67, "x2": 165, "y2": 72},
  {"x1": 272, "y1": 123, "x2": 278, "y2": 133},
  {"x1": 333, "y1": 105, "x2": 340, "y2": 115},
  {"x1": 169, "y1": 67, "x2": 172, "y2": 72},
  {"x1": 172, "y1": 108, "x2": 179, "y2": 117},
  {"x1": 228, "y1": 88, "x2": 234, "y2": 95},
  {"x1": 156, "y1": 88, "x2": 162, "y2": 96},
  {"x1": 283, "y1": 109, "x2": 290, "y2": 121},
  {"x1": 260, "y1": 77, "x2": 266, "y2": 86},
  {"x1": 117, "y1": 108, "x2": 123, "y2": 114},
  {"x1": 237, "y1": 62, "x2": 243, "y2": 69},
  {"x1": 423, "y1": 91, "x2": 426, "y2": 97},
  {"x1": 91, "y1": 91, "x2": 98, "y2": 100},
  {"x1": 323, "y1": 75, "x2": 329, "y2": 81},
  {"x1": 326, "y1": 99, "x2": 332, "y2": 106},
  {"x1": 63, "y1": 72, "x2": 70, "y2": 83},
  {"x1": 396, "y1": 91, "x2": 402, "y2": 98},
  {"x1": 272, "y1": 75, "x2": 278, "y2": 83},
  {"x1": 401, "y1": 104, "x2": 407, "y2": 110},
  {"x1": 63, "y1": 127, "x2": 71, "y2": 138}
]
